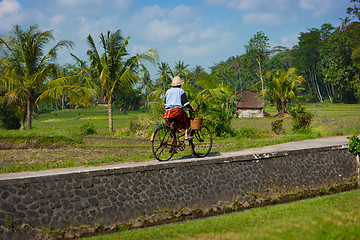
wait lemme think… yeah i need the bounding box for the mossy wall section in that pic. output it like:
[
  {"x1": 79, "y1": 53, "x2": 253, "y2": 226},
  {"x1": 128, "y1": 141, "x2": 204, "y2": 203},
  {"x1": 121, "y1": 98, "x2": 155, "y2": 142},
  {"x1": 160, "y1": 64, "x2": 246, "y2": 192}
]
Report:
[{"x1": 0, "y1": 145, "x2": 357, "y2": 231}]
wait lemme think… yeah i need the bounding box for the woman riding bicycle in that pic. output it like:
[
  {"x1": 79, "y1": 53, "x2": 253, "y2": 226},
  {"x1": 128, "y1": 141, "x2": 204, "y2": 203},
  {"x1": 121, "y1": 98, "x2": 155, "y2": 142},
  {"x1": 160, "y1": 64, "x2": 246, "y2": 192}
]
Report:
[{"x1": 164, "y1": 76, "x2": 195, "y2": 141}]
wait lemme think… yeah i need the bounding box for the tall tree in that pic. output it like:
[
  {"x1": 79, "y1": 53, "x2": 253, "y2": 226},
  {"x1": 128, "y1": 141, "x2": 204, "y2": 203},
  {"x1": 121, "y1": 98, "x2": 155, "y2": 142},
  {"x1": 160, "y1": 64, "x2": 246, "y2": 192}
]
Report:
[
  {"x1": 228, "y1": 55, "x2": 251, "y2": 92},
  {"x1": 244, "y1": 31, "x2": 270, "y2": 91},
  {"x1": 268, "y1": 48, "x2": 295, "y2": 71},
  {"x1": 73, "y1": 30, "x2": 158, "y2": 131},
  {"x1": 294, "y1": 28, "x2": 325, "y2": 102},
  {"x1": 210, "y1": 61, "x2": 236, "y2": 87},
  {"x1": 347, "y1": 0, "x2": 360, "y2": 20},
  {"x1": 320, "y1": 20, "x2": 360, "y2": 103},
  {"x1": 0, "y1": 24, "x2": 74, "y2": 129}
]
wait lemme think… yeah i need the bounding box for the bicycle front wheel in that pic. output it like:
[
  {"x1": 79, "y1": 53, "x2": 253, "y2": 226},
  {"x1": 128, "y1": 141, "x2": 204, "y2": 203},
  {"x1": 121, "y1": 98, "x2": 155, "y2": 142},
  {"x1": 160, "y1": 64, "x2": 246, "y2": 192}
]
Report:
[
  {"x1": 151, "y1": 125, "x2": 177, "y2": 161},
  {"x1": 190, "y1": 125, "x2": 212, "y2": 157}
]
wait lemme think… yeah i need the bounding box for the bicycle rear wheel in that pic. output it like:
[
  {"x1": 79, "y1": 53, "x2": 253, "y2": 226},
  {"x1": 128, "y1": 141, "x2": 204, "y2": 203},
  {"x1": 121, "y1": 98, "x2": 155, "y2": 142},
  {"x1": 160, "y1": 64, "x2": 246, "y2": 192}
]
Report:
[
  {"x1": 151, "y1": 125, "x2": 177, "y2": 161},
  {"x1": 190, "y1": 125, "x2": 212, "y2": 157}
]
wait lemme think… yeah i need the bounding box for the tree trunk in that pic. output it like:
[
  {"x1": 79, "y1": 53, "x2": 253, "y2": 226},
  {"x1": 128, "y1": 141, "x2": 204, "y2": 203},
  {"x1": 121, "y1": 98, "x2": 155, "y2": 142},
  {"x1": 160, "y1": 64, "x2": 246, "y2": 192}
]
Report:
[
  {"x1": 325, "y1": 83, "x2": 333, "y2": 103},
  {"x1": 281, "y1": 100, "x2": 285, "y2": 114},
  {"x1": 356, "y1": 154, "x2": 360, "y2": 187},
  {"x1": 256, "y1": 58, "x2": 264, "y2": 91},
  {"x1": 108, "y1": 101, "x2": 113, "y2": 132},
  {"x1": 62, "y1": 94, "x2": 65, "y2": 110},
  {"x1": 20, "y1": 115, "x2": 25, "y2": 130},
  {"x1": 27, "y1": 100, "x2": 32, "y2": 130},
  {"x1": 309, "y1": 70, "x2": 323, "y2": 102}
]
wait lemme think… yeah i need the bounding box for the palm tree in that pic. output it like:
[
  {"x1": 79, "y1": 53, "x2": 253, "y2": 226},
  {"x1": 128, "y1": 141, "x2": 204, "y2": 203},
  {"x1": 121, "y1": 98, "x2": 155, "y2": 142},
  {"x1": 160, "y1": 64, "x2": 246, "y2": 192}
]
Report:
[
  {"x1": 174, "y1": 60, "x2": 189, "y2": 81},
  {"x1": 189, "y1": 65, "x2": 205, "y2": 87},
  {"x1": 37, "y1": 63, "x2": 94, "y2": 110},
  {"x1": 137, "y1": 66, "x2": 154, "y2": 106},
  {"x1": 0, "y1": 24, "x2": 74, "y2": 129},
  {"x1": 156, "y1": 62, "x2": 172, "y2": 92},
  {"x1": 230, "y1": 56, "x2": 244, "y2": 92},
  {"x1": 263, "y1": 68, "x2": 305, "y2": 114},
  {"x1": 72, "y1": 30, "x2": 158, "y2": 131}
]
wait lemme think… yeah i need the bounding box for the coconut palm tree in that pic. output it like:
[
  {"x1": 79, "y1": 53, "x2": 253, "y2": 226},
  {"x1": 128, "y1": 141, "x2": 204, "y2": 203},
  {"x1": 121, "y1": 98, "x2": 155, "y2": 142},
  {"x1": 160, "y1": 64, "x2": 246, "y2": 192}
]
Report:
[
  {"x1": 263, "y1": 68, "x2": 305, "y2": 114},
  {"x1": 156, "y1": 62, "x2": 172, "y2": 92},
  {"x1": 37, "y1": 63, "x2": 94, "y2": 110},
  {"x1": 137, "y1": 65, "x2": 154, "y2": 106},
  {"x1": 189, "y1": 65, "x2": 206, "y2": 87},
  {"x1": 0, "y1": 24, "x2": 74, "y2": 129},
  {"x1": 72, "y1": 30, "x2": 158, "y2": 131},
  {"x1": 174, "y1": 60, "x2": 189, "y2": 81}
]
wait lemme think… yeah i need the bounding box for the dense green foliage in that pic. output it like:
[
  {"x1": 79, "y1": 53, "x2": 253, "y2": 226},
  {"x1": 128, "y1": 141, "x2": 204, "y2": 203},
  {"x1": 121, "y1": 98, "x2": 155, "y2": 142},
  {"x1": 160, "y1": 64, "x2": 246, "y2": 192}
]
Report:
[
  {"x1": 79, "y1": 122, "x2": 97, "y2": 135},
  {"x1": 348, "y1": 134, "x2": 360, "y2": 155},
  {"x1": 0, "y1": 25, "x2": 74, "y2": 129},
  {"x1": 1, "y1": 1, "x2": 359, "y2": 133},
  {"x1": 289, "y1": 103, "x2": 314, "y2": 133},
  {"x1": 0, "y1": 95, "x2": 20, "y2": 129}
]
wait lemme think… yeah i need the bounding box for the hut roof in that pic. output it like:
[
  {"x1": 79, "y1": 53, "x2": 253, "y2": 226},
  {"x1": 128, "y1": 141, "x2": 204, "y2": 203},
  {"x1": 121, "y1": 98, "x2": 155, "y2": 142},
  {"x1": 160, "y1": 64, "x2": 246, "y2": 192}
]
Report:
[
  {"x1": 97, "y1": 97, "x2": 108, "y2": 104},
  {"x1": 235, "y1": 91, "x2": 264, "y2": 109}
]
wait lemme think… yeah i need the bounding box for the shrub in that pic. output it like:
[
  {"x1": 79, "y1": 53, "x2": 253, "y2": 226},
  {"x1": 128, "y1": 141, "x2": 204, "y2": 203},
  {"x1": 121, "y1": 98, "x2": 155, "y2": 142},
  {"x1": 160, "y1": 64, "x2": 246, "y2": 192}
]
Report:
[
  {"x1": 198, "y1": 99, "x2": 236, "y2": 138},
  {"x1": 237, "y1": 126, "x2": 262, "y2": 139},
  {"x1": 289, "y1": 103, "x2": 314, "y2": 133},
  {"x1": 150, "y1": 103, "x2": 165, "y2": 123},
  {"x1": 79, "y1": 122, "x2": 97, "y2": 135},
  {"x1": 0, "y1": 113, "x2": 21, "y2": 130},
  {"x1": 271, "y1": 119, "x2": 285, "y2": 135},
  {"x1": 347, "y1": 135, "x2": 360, "y2": 156},
  {"x1": 0, "y1": 104, "x2": 21, "y2": 130}
]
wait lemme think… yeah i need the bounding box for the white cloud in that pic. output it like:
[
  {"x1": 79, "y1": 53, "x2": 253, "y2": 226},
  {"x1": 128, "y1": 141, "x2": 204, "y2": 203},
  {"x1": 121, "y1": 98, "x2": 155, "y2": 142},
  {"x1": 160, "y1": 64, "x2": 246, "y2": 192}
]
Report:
[
  {"x1": 132, "y1": 4, "x2": 199, "y2": 43},
  {"x1": 243, "y1": 12, "x2": 296, "y2": 27},
  {"x1": 281, "y1": 32, "x2": 300, "y2": 48},
  {"x1": 205, "y1": 0, "x2": 259, "y2": 11},
  {"x1": 299, "y1": 0, "x2": 315, "y2": 10},
  {"x1": 179, "y1": 32, "x2": 197, "y2": 43},
  {"x1": 51, "y1": 0, "x2": 133, "y2": 16},
  {"x1": 0, "y1": 0, "x2": 20, "y2": 16},
  {"x1": 179, "y1": 44, "x2": 211, "y2": 57},
  {"x1": 0, "y1": 0, "x2": 22, "y2": 31},
  {"x1": 147, "y1": 20, "x2": 182, "y2": 41},
  {"x1": 299, "y1": 0, "x2": 332, "y2": 16},
  {"x1": 130, "y1": 44, "x2": 152, "y2": 55},
  {"x1": 50, "y1": 15, "x2": 66, "y2": 26},
  {"x1": 199, "y1": 27, "x2": 217, "y2": 40},
  {"x1": 205, "y1": 0, "x2": 292, "y2": 11},
  {"x1": 170, "y1": 4, "x2": 195, "y2": 21},
  {"x1": 77, "y1": 16, "x2": 104, "y2": 39}
]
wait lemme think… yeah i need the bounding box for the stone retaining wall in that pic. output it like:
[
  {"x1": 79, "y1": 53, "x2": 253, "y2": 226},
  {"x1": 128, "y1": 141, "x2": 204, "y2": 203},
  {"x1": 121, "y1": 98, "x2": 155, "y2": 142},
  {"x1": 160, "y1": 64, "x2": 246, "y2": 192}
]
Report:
[{"x1": 0, "y1": 143, "x2": 358, "y2": 237}]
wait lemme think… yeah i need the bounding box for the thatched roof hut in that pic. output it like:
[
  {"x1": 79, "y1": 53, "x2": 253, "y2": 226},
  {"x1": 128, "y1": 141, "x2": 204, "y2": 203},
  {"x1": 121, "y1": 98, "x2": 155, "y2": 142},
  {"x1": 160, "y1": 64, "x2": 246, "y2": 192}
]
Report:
[{"x1": 235, "y1": 91, "x2": 264, "y2": 118}]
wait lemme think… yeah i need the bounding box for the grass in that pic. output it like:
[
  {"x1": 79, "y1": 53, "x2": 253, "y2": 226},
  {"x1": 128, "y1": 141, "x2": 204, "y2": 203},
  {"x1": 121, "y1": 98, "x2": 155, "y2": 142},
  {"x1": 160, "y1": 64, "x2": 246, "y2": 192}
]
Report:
[
  {"x1": 0, "y1": 102, "x2": 359, "y2": 173},
  {"x1": 84, "y1": 189, "x2": 360, "y2": 240}
]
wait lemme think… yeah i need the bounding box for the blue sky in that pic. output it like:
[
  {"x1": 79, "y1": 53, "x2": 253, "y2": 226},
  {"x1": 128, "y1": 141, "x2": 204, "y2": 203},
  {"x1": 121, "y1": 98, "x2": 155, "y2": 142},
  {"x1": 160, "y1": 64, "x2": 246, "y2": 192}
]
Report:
[{"x1": 0, "y1": 0, "x2": 354, "y2": 76}]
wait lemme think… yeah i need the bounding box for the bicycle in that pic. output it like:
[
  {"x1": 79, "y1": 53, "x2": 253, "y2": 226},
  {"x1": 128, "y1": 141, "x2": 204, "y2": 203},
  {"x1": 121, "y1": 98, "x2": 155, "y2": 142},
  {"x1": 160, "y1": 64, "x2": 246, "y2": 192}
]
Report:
[{"x1": 150, "y1": 116, "x2": 212, "y2": 161}]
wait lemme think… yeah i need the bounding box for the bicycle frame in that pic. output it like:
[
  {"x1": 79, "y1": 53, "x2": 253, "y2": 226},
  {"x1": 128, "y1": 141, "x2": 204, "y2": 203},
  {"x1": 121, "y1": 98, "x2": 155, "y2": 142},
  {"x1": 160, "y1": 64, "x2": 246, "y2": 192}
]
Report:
[{"x1": 151, "y1": 116, "x2": 212, "y2": 161}]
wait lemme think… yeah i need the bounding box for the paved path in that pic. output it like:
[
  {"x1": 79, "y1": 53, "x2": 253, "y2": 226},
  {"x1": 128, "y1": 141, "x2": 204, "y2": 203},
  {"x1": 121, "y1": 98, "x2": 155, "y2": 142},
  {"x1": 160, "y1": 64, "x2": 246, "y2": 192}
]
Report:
[
  {"x1": 220, "y1": 135, "x2": 351, "y2": 158},
  {"x1": 0, "y1": 135, "x2": 351, "y2": 181}
]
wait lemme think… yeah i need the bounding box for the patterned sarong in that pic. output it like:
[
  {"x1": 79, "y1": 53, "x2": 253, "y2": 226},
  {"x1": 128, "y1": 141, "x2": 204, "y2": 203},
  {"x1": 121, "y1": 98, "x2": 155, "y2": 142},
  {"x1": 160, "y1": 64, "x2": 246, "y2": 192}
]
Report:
[{"x1": 164, "y1": 108, "x2": 189, "y2": 132}]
